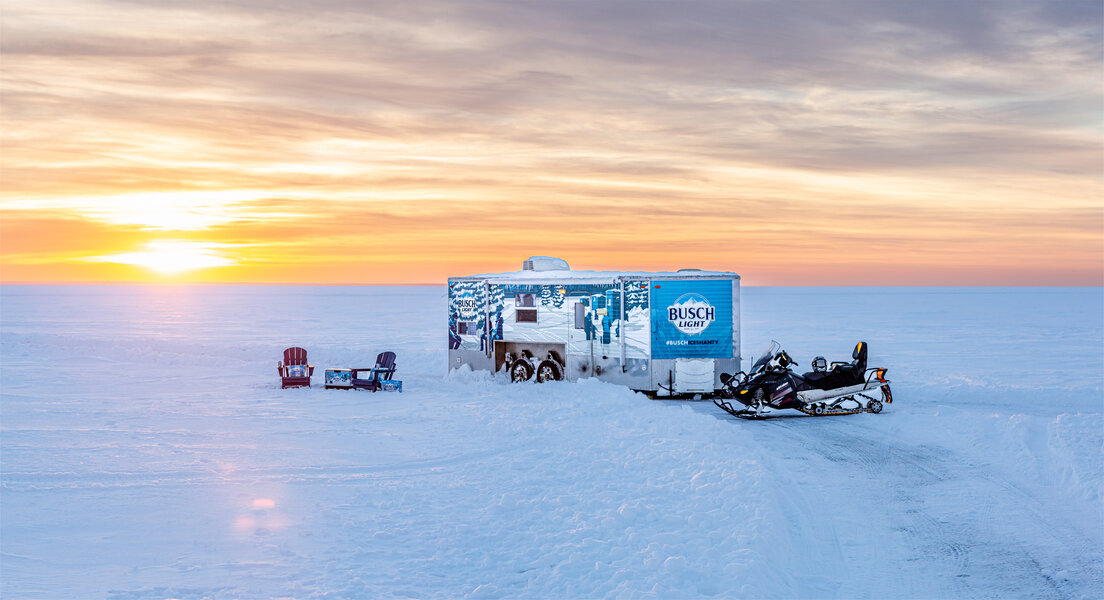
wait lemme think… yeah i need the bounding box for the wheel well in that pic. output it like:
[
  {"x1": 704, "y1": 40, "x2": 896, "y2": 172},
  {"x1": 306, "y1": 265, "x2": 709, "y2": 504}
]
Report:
[{"x1": 494, "y1": 341, "x2": 566, "y2": 372}]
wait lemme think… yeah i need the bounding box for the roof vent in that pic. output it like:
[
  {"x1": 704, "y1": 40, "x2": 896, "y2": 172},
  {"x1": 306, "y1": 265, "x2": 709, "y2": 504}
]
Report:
[{"x1": 523, "y1": 256, "x2": 570, "y2": 271}]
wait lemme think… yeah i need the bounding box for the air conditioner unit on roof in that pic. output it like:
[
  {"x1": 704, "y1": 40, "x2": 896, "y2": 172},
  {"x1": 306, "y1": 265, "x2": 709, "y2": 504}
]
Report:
[{"x1": 522, "y1": 256, "x2": 570, "y2": 271}]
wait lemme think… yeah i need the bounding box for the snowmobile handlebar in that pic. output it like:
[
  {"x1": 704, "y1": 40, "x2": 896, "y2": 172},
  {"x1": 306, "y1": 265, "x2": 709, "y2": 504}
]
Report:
[
  {"x1": 720, "y1": 371, "x2": 747, "y2": 387},
  {"x1": 778, "y1": 351, "x2": 794, "y2": 368}
]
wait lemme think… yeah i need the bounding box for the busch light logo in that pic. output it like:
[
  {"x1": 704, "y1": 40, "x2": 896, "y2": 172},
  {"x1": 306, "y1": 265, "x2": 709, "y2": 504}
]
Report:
[
  {"x1": 667, "y1": 293, "x2": 715, "y2": 335},
  {"x1": 651, "y1": 280, "x2": 731, "y2": 359},
  {"x1": 456, "y1": 291, "x2": 478, "y2": 319}
]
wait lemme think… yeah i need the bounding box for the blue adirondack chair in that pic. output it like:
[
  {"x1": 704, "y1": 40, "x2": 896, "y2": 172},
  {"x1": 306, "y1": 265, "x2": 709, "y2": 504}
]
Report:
[{"x1": 352, "y1": 352, "x2": 397, "y2": 391}]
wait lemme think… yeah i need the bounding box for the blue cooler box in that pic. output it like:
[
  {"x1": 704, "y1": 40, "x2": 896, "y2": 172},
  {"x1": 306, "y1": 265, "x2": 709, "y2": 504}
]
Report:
[
  {"x1": 381, "y1": 380, "x2": 403, "y2": 392},
  {"x1": 325, "y1": 369, "x2": 353, "y2": 389}
]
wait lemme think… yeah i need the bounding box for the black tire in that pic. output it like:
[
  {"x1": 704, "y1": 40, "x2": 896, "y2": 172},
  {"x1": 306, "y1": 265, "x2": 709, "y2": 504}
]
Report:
[
  {"x1": 510, "y1": 359, "x2": 534, "y2": 382},
  {"x1": 535, "y1": 360, "x2": 563, "y2": 383},
  {"x1": 813, "y1": 403, "x2": 825, "y2": 415},
  {"x1": 867, "y1": 399, "x2": 883, "y2": 414}
]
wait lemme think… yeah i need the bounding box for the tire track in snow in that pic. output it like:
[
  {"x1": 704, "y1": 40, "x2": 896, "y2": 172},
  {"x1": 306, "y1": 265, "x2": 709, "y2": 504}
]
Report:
[
  {"x1": 0, "y1": 447, "x2": 522, "y2": 491},
  {"x1": 749, "y1": 414, "x2": 1096, "y2": 598}
]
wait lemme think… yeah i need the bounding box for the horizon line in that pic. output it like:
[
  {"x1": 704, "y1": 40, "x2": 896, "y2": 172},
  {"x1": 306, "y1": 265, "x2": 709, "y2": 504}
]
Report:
[{"x1": 2, "y1": 281, "x2": 1102, "y2": 288}]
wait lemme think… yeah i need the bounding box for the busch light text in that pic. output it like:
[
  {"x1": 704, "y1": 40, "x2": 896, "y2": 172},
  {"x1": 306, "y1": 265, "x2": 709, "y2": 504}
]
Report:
[{"x1": 668, "y1": 305, "x2": 714, "y2": 330}]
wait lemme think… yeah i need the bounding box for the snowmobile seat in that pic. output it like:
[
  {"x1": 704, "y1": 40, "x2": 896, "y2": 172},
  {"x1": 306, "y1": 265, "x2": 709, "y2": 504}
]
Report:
[
  {"x1": 352, "y1": 351, "x2": 397, "y2": 391},
  {"x1": 800, "y1": 369, "x2": 834, "y2": 388},
  {"x1": 799, "y1": 356, "x2": 830, "y2": 384},
  {"x1": 802, "y1": 342, "x2": 867, "y2": 390},
  {"x1": 829, "y1": 342, "x2": 867, "y2": 386},
  {"x1": 278, "y1": 346, "x2": 314, "y2": 388},
  {"x1": 850, "y1": 341, "x2": 867, "y2": 373}
]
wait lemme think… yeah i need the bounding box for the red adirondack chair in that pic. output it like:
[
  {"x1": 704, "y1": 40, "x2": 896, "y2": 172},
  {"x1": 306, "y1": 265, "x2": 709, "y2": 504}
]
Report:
[{"x1": 278, "y1": 347, "x2": 314, "y2": 388}]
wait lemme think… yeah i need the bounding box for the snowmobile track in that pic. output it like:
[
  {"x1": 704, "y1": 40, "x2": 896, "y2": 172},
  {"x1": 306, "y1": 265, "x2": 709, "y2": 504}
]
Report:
[{"x1": 760, "y1": 419, "x2": 1100, "y2": 598}]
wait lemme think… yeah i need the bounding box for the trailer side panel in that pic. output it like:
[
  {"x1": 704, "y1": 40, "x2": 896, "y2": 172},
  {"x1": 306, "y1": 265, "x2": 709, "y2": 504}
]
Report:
[
  {"x1": 449, "y1": 269, "x2": 738, "y2": 394},
  {"x1": 650, "y1": 279, "x2": 734, "y2": 359}
]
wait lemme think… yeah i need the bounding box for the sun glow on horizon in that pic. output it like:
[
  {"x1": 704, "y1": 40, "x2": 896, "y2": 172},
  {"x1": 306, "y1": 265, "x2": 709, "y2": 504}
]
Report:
[{"x1": 84, "y1": 240, "x2": 237, "y2": 275}]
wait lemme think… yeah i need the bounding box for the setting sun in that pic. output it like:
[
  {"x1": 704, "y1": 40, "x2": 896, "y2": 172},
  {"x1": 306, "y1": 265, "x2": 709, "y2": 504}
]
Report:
[{"x1": 85, "y1": 240, "x2": 236, "y2": 275}]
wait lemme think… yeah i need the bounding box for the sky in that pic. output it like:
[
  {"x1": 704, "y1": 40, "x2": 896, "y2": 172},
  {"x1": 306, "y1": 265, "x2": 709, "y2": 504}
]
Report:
[{"x1": 1, "y1": 0, "x2": 1101, "y2": 285}]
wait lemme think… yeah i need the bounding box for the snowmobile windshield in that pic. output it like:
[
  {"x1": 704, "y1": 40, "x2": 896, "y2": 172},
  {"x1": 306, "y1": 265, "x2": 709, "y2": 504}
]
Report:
[{"x1": 750, "y1": 341, "x2": 781, "y2": 374}]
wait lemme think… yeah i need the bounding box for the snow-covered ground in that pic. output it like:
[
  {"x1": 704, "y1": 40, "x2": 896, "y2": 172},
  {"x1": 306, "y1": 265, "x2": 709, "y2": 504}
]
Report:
[{"x1": 1, "y1": 285, "x2": 1101, "y2": 599}]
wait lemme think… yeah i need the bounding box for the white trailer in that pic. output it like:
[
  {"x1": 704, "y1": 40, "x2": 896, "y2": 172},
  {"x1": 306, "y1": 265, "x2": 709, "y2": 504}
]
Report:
[{"x1": 448, "y1": 257, "x2": 740, "y2": 396}]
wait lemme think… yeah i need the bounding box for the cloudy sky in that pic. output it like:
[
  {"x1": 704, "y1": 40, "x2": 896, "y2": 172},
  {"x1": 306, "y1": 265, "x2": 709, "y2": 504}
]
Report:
[{"x1": 2, "y1": 0, "x2": 1101, "y2": 284}]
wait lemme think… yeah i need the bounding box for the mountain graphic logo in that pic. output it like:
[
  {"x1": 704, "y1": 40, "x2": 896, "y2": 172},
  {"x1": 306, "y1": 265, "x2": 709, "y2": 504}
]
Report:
[{"x1": 667, "y1": 293, "x2": 715, "y2": 335}]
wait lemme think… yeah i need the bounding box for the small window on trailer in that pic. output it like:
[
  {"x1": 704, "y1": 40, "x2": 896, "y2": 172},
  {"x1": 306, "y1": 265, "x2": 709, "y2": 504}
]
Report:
[
  {"x1": 515, "y1": 293, "x2": 536, "y2": 307},
  {"x1": 516, "y1": 308, "x2": 537, "y2": 323}
]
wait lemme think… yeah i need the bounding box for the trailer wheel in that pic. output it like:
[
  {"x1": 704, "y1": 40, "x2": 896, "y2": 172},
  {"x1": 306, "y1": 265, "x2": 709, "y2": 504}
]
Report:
[
  {"x1": 535, "y1": 360, "x2": 563, "y2": 383},
  {"x1": 510, "y1": 359, "x2": 534, "y2": 382}
]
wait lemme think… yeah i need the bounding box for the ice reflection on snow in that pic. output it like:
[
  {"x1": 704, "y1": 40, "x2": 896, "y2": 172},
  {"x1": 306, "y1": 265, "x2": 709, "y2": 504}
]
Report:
[{"x1": 232, "y1": 496, "x2": 289, "y2": 536}]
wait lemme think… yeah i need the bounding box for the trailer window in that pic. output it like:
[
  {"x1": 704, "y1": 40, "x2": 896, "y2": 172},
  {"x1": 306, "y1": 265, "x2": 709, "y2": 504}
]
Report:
[
  {"x1": 515, "y1": 293, "x2": 536, "y2": 307},
  {"x1": 574, "y1": 302, "x2": 586, "y2": 328},
  {"x1": 457, "y1": 321, "x2": 479, "y2": 335},
  {"x1": 516, "y1": 308, "x2": 538, "y2": 323}
]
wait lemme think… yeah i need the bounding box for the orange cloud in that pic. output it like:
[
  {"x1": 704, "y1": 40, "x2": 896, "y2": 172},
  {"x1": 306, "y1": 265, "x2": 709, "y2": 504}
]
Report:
[{"x1": 1, "y1": 1, "x2": 1101, "y2": 285}]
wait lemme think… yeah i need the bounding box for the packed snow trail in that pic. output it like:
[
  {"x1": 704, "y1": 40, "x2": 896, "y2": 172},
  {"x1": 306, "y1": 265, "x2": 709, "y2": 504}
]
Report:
[
  {"x1": 699, "y1": 407, "x2": 1102, "y2": 598},
  {"x1": 1, "y1": 286, "x2": 1101, "y2": 598}
]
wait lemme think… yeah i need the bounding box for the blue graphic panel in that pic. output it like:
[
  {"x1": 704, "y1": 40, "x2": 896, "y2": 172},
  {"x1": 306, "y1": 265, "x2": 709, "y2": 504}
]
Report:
[
  {"x1": 650, "y1": 280, "x2": 733, "y2": 359},
  {"x1": 448, "y1": 280, "x2": 488, "y2": 351}
]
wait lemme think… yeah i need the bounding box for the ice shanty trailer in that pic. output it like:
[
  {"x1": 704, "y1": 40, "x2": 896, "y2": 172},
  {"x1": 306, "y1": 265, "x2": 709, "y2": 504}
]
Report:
[{"x1": 448, "y1": 257, "x2": 740, "y2": 396}]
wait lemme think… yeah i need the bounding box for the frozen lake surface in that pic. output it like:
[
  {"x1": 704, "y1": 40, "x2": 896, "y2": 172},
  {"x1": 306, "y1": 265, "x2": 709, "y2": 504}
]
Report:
[{"x1": 2, "y1": 285, "x2": 1101, "y2": 598}]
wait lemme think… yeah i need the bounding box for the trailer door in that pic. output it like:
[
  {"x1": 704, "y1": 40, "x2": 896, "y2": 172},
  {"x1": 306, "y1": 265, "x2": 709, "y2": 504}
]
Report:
[{"x1": 567, "y1": 294, "x2": 593, "y2": 377}]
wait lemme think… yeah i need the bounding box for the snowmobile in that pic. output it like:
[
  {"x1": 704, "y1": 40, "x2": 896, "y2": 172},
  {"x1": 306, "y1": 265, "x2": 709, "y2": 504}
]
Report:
[{"x1": 713, "y1": 341, "x2": 893, "y2": 419}]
